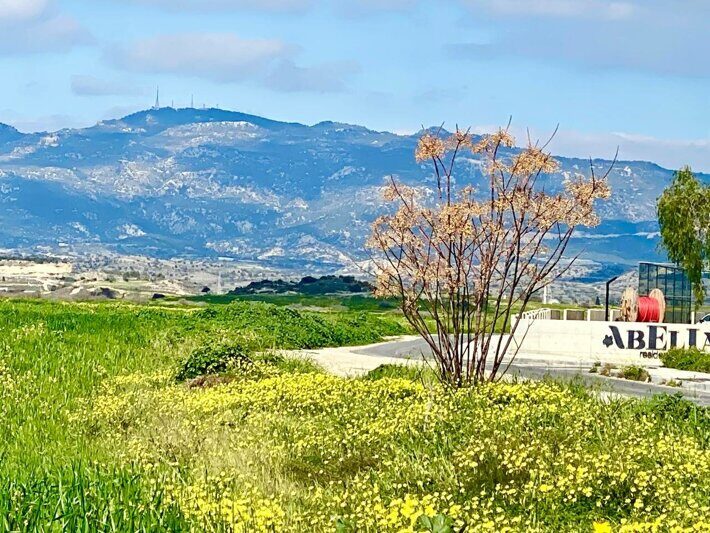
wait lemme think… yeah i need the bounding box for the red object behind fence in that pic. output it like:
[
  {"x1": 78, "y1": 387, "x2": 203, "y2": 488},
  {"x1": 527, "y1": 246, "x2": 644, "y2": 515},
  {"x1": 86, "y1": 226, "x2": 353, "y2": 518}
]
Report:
[{"x1": 637, "y1": 296, "x2": 662, "y2": 323}]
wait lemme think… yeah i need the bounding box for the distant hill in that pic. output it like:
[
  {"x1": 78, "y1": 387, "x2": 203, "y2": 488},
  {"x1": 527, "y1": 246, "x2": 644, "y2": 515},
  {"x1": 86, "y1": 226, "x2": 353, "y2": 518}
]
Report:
[
  {"x1": 230, "y1": 275, "x2": 372, "y2": 295},
  {"x1": 0, "y1": 106, "x2": 703, "y2": 274}
]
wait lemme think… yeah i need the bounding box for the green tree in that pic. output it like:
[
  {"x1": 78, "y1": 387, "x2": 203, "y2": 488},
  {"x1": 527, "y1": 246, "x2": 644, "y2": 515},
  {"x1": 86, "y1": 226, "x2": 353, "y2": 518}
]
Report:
[{"x1": 657, "y1": 166, "x2": 710, "y2": 306}]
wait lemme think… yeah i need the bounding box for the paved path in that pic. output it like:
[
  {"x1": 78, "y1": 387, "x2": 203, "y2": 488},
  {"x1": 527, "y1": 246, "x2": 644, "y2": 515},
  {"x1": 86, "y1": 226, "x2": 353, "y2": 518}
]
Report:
[
  {"x1": 293, "y1": 335, "x2": 710, "y2": 406},
  {"x1": 290, "y1": 338, "x2": 422, "y2": 377}
]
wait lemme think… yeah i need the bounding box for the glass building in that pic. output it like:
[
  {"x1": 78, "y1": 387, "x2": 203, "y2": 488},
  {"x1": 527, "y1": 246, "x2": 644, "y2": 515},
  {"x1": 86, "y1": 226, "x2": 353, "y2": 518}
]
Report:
[
  {"x1": 638, "y1": 262, "x2": 693, "y2": 323},
  {"x1": 635, "y1": 262, "x2": 710, "y2": 323}
]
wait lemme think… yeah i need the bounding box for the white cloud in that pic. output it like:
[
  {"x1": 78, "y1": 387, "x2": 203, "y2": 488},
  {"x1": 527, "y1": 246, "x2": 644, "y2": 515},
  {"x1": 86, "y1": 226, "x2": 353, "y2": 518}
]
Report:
[
  {"x1": 450, "y1": 1, "x2": 709, "y2": 77},
  {"x1": 0, "y1": 15, "x2": 93, "y2": 54},
  {"x1": 71, "y1": 75, "x2": 143, "y2": 97},
  {"x1": 263, "y1": 59, "x2": 359, "y2": 93},
  {"x1": 107, "y1": 33, "x2": 291, "y2": 83},
  {"x1": 596, "y1": 132, "x2": 710, "y2": 172},
  {"x1": 462, "y1": 0, "x2": 635, "y2": 19},
  {"x1": 107, "y1": 32, "x2": 358, "y2": 92},
  {"x1": 104, "y1": 0, "x2": 311, "y2": 12},
  {"x1": 0, "y1": 0, "x2": 50, "y2": 22},
  {"x1": 0, "y1": 1, "x2": 92, "y2": 54}
]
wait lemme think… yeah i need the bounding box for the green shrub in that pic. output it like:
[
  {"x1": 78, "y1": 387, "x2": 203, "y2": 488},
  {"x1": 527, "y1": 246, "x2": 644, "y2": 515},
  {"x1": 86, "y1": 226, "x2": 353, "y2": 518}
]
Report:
[
  {"x1": 363, "y1": 363, "x2": 440, "y2": 387},
  {"x1": 176, "y1": 342, "x2": 251, "y2": 381},
  {"x1": 638, "y1": 393, "x2": 709, "y2": 426},
  {"x1": 661, "y1": 346, "x2": 710, "y2": 373},
  {"x1": 619, "y1": 365, "x2": 651, "y2": 382},
  {"x1": 662, "y1": 378, "x2": 682, "y2": 388}
]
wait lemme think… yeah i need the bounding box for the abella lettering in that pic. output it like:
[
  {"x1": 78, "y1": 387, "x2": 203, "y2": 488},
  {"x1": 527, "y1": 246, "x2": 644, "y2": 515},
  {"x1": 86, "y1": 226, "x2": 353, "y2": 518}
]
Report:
[
  {"x1": 604, "y1": 325, "x2": 710, "y2": 351},
  {"x1": 647, "y1": 325, "x2": 665, "y2": 350}
]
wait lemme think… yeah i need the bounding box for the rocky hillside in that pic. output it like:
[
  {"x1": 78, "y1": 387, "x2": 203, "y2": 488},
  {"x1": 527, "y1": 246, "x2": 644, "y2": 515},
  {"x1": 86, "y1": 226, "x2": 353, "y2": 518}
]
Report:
[{"x1": 0, "y1": 107, "x2": 701, "y2": 274}]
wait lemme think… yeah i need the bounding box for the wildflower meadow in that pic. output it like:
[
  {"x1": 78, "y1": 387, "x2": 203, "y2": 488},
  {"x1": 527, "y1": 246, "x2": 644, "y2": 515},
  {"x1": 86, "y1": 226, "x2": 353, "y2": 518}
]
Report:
[{"x1": 0, "y1": 299, "x2": 708, "y2": 531}]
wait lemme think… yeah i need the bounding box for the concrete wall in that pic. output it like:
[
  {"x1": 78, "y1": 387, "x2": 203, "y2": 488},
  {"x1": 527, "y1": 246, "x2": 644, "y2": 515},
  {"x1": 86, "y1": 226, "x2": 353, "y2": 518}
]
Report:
[
  {"x1": 587, "y1": 309, "x2": 606, "y2": 321},
  {"x1": 563, "y1": 309, "x2": 586, "y2": 321},
  {"x1": 512, "y1": 318, "x2": 710, "y2": 362}
]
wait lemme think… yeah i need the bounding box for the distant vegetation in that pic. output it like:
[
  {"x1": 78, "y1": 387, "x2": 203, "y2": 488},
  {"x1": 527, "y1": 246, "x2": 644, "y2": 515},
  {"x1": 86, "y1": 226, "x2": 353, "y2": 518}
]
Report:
[
  {"x1": 188, "y1": 276, "x2": 399, "y2": 312},
  {"x1": 191, "y1": 292, "x2": 400, "y2": 312},
  {"x1": 0, "y1": 254, "x2": 61, "y2": 264},
  {"x1": 229, "y1": 275, "x2": 373, "y2": 296}
]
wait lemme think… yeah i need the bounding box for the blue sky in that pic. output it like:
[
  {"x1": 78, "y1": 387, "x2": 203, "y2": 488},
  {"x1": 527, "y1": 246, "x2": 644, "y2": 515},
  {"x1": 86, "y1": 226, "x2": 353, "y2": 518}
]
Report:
[{"x1": 0, "y1": 0, "x2": 707, "y2": 170}]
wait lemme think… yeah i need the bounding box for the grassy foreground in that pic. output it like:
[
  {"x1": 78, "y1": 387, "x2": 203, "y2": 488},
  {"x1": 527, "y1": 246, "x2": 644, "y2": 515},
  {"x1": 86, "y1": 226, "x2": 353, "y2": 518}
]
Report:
[{"x1": 0, "y1": 299, "x2": 709, "y2": 531}]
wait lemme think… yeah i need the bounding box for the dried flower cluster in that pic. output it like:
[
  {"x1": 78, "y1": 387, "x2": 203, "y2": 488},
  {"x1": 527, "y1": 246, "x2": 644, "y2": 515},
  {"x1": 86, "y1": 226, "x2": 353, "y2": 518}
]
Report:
[{"x1": 368, "y1": 126, "x2": 612, "y2": 386}]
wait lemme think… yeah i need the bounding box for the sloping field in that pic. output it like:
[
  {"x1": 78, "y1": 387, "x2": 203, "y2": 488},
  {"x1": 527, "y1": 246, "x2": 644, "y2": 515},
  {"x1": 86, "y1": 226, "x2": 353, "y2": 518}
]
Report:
[{"x1": 0, "y1": 299, "x2": 708, "y2": 531}]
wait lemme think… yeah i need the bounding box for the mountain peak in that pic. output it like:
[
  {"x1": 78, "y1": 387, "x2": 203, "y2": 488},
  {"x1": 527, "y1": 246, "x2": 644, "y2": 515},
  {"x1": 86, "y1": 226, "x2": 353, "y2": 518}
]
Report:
[
  {"x1": 91, "y1": 107, "x2": 307, "y2": 136},
  {"x1": 312, "y1": 120, "x2": 370, "y2": 131}
]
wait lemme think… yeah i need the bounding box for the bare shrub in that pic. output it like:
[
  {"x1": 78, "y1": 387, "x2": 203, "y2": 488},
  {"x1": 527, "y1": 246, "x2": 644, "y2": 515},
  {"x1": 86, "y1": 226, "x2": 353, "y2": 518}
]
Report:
[{"x1": 368, "y1": 125, "x2": 612, "y2": 386}]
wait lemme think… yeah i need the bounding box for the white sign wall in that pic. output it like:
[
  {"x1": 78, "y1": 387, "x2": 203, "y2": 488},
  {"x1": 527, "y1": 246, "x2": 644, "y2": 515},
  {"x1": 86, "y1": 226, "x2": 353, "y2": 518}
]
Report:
[{"x1": 512, "y1": 318, "x2": 710, "y2": 361}]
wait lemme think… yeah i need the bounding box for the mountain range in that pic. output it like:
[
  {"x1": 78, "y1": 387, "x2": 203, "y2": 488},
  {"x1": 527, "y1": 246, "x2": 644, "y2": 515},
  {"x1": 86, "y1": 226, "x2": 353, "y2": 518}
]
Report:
[{"x1": 0, "y1": 107, "x2": 704, "y2": 278}]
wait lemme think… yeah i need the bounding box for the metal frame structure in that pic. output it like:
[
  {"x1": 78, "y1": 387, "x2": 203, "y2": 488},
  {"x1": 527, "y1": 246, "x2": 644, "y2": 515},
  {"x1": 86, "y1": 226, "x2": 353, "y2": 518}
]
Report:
[{"x1": 638, "y1": 262, "x2": 692, "y2": 324}]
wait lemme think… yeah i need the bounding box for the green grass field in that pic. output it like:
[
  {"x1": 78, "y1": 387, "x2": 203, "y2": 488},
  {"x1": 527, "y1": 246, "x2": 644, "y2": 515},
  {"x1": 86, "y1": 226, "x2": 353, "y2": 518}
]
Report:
[
  {"x1": 185, "y1": 292, "x2": 401, "y2": 310},
  {"x1": 184, "y1": 292, "x2": 582, "y2": 335},
  {"x1": 0, "y1": 298, "x2": 708, "y2": 531}
]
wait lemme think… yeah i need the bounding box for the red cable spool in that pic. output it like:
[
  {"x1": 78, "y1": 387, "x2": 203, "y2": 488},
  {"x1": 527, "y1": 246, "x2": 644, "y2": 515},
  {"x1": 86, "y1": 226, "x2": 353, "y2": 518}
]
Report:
[
  {"x1": 637, "y1": 288, "x2": 666, "y2": 323},
  {"x1": 619, "y1": 287, "x2": 666, "y2": 323},
  {"x1": 637, "y1": 296, "x2": 661, "y2": 322}
]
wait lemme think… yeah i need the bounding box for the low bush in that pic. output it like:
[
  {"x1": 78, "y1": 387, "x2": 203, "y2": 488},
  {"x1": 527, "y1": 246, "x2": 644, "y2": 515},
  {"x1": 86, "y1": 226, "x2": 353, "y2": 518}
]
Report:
[
  {"x1": 661, "y1": 346, "x2": 710, "y2": 373},
  {"x1": 365, "y1": 363, "x2": 421, "y2": 381},
  {"x1": 640, "y1": 393, "x2": 708, "y2": 426},
  {"x1": 662, "y1": 378, "x2": 682, "y2": 388},
  {"x1": 618, "y1": 365, "x2": 651, "y2": 382},
  {"x1": 177, "y1": 343, "x2": 324, "y2": 383},
  {"x1": 176, "y1": 342, "x2": 251, "y2": 381}
]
